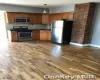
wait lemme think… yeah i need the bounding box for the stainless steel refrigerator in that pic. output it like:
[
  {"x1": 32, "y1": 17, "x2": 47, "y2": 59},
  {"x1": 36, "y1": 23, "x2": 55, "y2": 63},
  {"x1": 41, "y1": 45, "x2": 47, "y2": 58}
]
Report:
[{"x1": 51, "y1": 20, "x2": 73, "y2": 44}]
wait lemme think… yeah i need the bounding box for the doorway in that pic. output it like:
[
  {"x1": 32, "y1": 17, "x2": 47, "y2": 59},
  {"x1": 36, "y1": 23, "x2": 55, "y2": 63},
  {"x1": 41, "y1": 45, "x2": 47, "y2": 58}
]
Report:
[{"x1": 0, "y1": 11, "x2": 8, "y2": 48}]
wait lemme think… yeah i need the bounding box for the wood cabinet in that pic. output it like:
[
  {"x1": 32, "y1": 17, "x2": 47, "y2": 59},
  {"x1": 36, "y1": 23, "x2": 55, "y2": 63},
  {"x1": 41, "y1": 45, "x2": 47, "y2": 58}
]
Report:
[
  {"x1": 7, "y1": 30, "x2": 51, "y2": 42},
  {"x1": 47, "y1": 31, "x2": 51, "y2": 40},
  {"x1": 29, "y1": 13, "x2": 38, "y2": 24},
  {"x1": 50, "y1": 14, "x2": 57, "y2": 23},
  {"x1": 61, "y1": 12, "x2": 68, "y2": 19},
  {"x1": 32, "y1": 30, "x2": 51, "y2": 41},
  {"x1": 29, "y1": 13, "x2": 42, "y2": 24},
  {"x1": 5, "y1": 12, "x2": 73, "y2": 24},
  {"x1": 40, "y1": 30, "x2": 47, "y2": 40},
  {"x1": 5, "y1": 12, "x2": 15, "y2": 23},
  {"x1": 42, "y1": 14, "x2": 49, "y2": 24},
  {"x1": 32, "y1": 31, "x2": 40, "y2": 40},
  {"x1": 40, "y1": 30, "x2": 51, "y2": 41},
  {"x1": 35, "y1": 14, "x2": 42, "y2": 24},
  {"x1": 5, "y1": 12, "x2": 42, "y2": 24},
  {"x1": 49, "y1": 12, "x2": 74, "y2": 23},
  {"x1": 67, "y1": 12, "x2": 74, "y2": 20},
  {"x1": 8, "y1": 31, "x2": 18, "y2": 42}
]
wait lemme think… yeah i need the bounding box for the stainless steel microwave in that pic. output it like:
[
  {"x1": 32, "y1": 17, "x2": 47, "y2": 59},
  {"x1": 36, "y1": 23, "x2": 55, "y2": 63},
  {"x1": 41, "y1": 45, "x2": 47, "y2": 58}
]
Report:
[{"x1": 15, "y1": 18, "x2": 29, "y2": 23}]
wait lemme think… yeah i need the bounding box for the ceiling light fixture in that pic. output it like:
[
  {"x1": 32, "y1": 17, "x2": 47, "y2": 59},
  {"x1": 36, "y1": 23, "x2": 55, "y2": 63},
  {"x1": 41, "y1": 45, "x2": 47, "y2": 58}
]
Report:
[{"x1": 43, "y1": 4, "x2": 47, "y2": 13}]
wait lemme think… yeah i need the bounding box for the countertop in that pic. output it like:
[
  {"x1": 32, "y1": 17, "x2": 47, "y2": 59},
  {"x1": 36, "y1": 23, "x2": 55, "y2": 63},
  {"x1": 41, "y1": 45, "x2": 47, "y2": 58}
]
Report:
[{"x1": 9, "y1": 29, "x2": 51, "y2": 31}]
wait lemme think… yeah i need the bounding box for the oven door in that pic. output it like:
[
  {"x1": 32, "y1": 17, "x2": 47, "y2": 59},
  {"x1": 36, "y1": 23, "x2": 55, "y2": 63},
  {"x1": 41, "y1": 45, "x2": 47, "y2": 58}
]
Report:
[{"x1": 18, "y1": 32, "x2": 32, "y2": 41}]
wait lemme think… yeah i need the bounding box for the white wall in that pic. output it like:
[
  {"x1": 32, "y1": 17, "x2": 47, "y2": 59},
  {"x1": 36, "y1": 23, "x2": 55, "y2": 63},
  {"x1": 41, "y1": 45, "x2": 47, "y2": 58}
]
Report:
[
  {"x1": 91, "y1": 4, "x2": 100, "y2": 46},
  {"x1": 0, "y1": 4, "x2": 47, "y2": 13},
  {"x1": 49, "y1": 4, "x2": 75, "y2": 13}
]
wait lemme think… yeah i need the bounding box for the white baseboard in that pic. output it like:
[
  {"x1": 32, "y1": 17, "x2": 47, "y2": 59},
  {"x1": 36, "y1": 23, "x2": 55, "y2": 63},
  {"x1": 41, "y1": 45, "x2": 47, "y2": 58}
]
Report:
[
  {"x1": 70, "y1": 42, "x2": 90, "y2": 46},
  {"x1": 83, "y1": 44, "x2": 90, "y2": 46},
  {"x1": 70, "y1": 42, "x2": 100, "y2": 48},
  {"x1": 70, "y1": 42, "x2": 84, "y2": 46},
  {"x1": 90, "y1": 44, "x2": 100, "y2": 48}
]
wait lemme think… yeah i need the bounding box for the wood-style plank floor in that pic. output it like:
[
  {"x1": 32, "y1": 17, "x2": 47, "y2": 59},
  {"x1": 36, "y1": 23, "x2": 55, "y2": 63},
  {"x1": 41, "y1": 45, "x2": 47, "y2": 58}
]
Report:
[{"x1": 0, "y1": 41, "x2": 100, "y2": 80}]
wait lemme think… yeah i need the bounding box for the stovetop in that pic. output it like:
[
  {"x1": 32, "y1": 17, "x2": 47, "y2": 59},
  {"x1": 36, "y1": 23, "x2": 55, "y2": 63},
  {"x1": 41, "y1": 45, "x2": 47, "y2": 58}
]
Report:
[{"x1": 11, "y1": 26, "x2": 32, "y2": 32}]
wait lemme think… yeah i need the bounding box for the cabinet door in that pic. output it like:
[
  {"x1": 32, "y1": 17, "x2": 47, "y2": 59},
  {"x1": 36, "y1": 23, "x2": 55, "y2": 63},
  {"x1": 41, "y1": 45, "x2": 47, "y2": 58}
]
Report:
[
  {"x1": 40, "y1": 30, "x2": 47, "y2": 40},
  {"x1": 50, "y1": 14, "x2": 55, "y2": 23},
  {"x1": 42, "y1": 14, "x2": 49, "y2": 24},
  {"x1": 11, "y1": 31, "x2": 18, "y2": 42},
  {"x1": 55, "y1": 13, "x2": 62, "y2": 20},
  {"x1": 49, "y1": 13, "x2": 62, "y2": 23},
  {"x1": 67, "y1": 12, "x2": 74, "y2": 20},
  {"x1": 29, "y1": 14, "x2": 37, "y2": 24},
  {"x1": 61, "y1": 13, "x2": 68, "y2": 19},
  {"x1": 36, "y1": 14, "x2": 42, "y2": 24},
  {"x1": 47, "y1": 31, "x2": 51, "y2": 41},
  {"x1": 32, "y1": 31, "x2": 40, "y2": 40},
  {"x1": 29, "y1": 14, "x2": 42, "y2": 24},
  {"x1": 6, "y1": 12, "x2": 15, "y2": 23}
]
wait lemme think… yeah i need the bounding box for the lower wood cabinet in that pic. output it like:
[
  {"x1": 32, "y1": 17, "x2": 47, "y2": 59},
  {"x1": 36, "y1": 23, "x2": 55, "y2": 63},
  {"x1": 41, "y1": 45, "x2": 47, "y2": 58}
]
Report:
[
  {"x1": 40, "y1": 30, "x2": 46, "y2": 40},
  {"x1": 47, "y1": 31, "x2": 51, "y2": 40},
  {"x1": 32, "y1": 30, "x2": 51, "y2": 41},
  {"x1": 40, "y1": 30, "x2": 51, "y2": 41},
  {"x1": 8, "y1": 31, "x2": 18, "y2": 42},
  {"x1": 32, "y1": 31, "x2": 40, "y2": 40}
]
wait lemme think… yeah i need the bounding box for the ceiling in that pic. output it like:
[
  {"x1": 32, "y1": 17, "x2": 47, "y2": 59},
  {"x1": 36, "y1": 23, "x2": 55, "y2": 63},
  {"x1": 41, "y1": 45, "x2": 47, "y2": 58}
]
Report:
[{"x1": 0, "y1": 0, "x2": 100, "y2": 8}]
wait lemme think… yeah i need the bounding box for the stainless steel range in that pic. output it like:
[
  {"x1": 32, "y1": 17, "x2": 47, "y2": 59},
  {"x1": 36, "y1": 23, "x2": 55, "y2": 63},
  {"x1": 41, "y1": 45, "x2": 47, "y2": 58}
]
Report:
[
  {"x1": 18, "y1": 31, "x2": 32, "y2": 41},
  {"x1": 13, "y1": 26, "x2": 32, "y2": 41}
]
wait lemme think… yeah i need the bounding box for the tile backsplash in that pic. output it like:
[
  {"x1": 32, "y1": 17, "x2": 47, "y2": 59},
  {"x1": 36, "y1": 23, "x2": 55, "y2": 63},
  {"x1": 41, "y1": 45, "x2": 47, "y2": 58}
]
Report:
[{"x1": 6, "y1": 24, "x2": 51, "y2": 30}]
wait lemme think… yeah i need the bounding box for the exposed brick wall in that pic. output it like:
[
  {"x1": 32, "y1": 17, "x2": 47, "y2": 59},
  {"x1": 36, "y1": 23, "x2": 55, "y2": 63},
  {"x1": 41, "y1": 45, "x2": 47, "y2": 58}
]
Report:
[
  {"x1": 71, "y1": 3, "x2": 96, "y2": 44},
  {"x1": 83, "y1": 3, "x2": 96, "y2": 44}
]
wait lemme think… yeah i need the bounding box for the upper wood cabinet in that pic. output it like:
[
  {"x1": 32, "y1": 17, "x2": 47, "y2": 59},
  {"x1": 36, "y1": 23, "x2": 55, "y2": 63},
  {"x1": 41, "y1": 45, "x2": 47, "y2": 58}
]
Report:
[
  {"x1": 50, "y1": 14, "x2": 57, "y2": 22},
  {"x1": 42, "y1": 14, "x2": 49, "y2": 24},
  {"x1": 5, "y1": 12, "x2": 73, "y2": 24},
  {"x1": 61, "y1": 12, "x2": 68, "y2": 19},
  {"x1": 29, "y1": 13, "x2": 42, "y2": 24},
  {"x1": 5, "y1": 12, "x2": 15, "y2": 23},
  {"x1": 36, "y1": 14, "x2": 42, "y2": 24},
  {"x1": 49, "y1": 12, "x2": 74, "y2": 23},
  {"x1": 67, "y1": 12, "x2": 74, "y2": 20}
]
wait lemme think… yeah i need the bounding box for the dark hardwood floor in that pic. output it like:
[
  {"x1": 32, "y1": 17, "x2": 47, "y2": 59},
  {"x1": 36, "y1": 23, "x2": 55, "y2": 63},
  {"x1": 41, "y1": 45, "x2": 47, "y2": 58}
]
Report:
[{"x1": 0, "y1": 41, "x2": 100, "y2": 80}]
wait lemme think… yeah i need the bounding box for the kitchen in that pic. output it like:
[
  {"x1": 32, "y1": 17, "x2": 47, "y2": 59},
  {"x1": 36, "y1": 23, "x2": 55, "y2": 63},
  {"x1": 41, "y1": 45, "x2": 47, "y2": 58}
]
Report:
[
  {"x1": 6, "y1": 12, "x2": 73, "y2": 43},
  {"x1": 0, "y1": 1, "x2": 100, "y2": 80}
]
